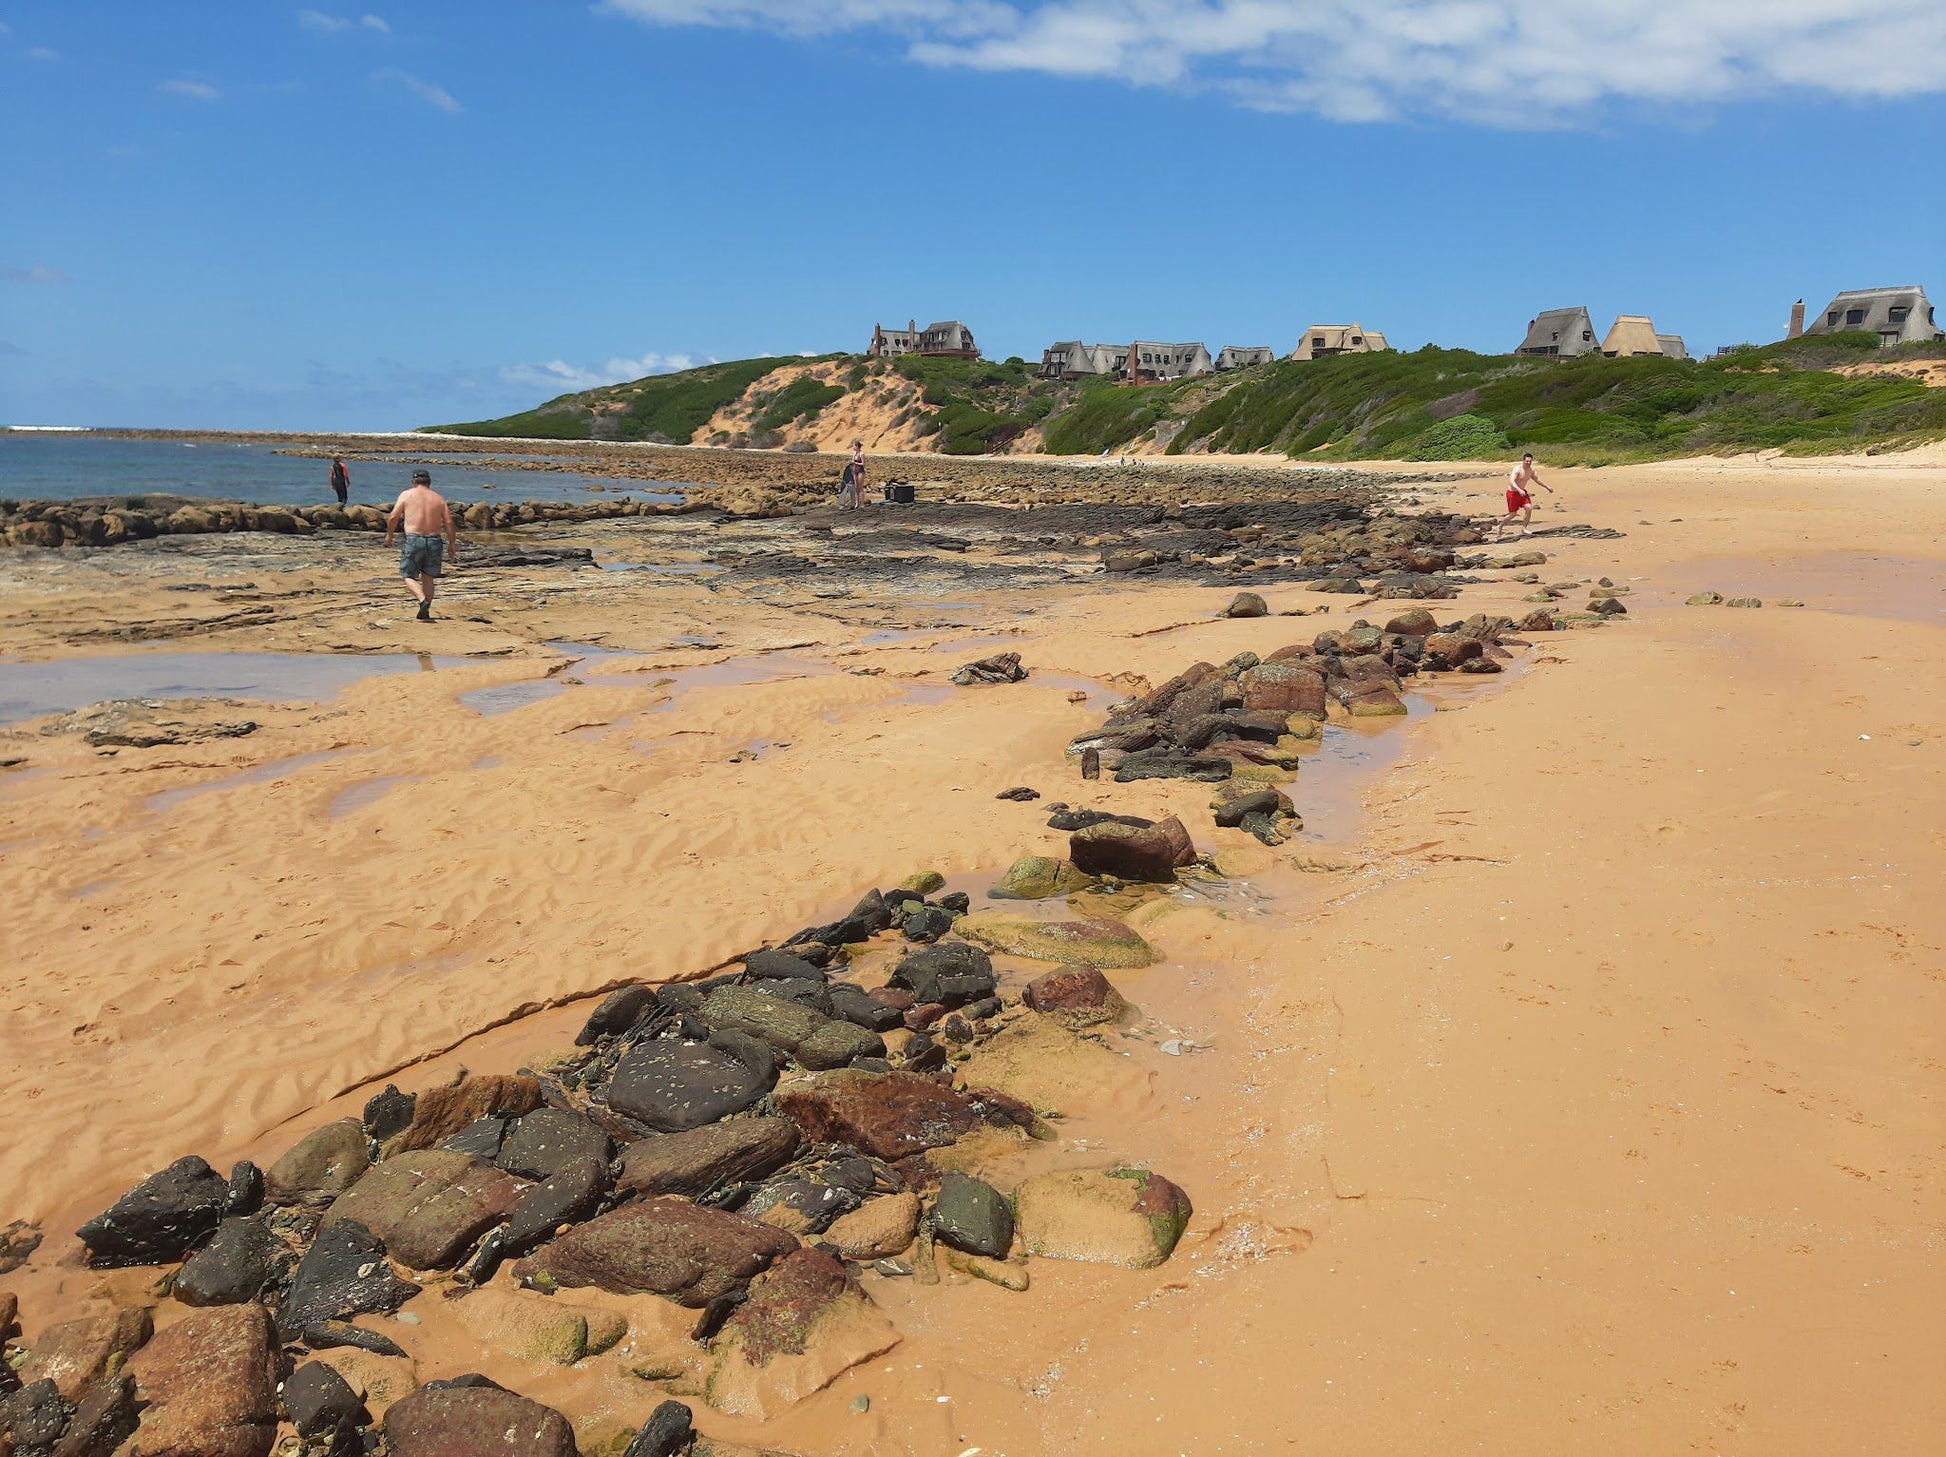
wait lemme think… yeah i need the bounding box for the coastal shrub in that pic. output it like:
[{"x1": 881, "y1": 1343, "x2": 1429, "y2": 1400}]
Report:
[
  {"x1": 1044, "y1": 379, "x2": 1197, "y2": 455},
  {"x1": 752, "y1": 378, "x2": 845, "y2": 434},
  {"x1": 1402, "y1": 413, "x2": 1511, "y2": 459}
]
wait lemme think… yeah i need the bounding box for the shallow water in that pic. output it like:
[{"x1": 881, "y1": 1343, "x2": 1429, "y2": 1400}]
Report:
[
  {"x1": 143, "y1": 750, "x2": 349, "y2": 815},
  {"x1": 0, "y1": 650, "x2": 464, "y2": 724},
  {"x1": 0, "y1": 433, "x2": 688, "y2": 508},
  {"x1": 1665, "y1": 549, "x2": 1944, "y2": 626}
]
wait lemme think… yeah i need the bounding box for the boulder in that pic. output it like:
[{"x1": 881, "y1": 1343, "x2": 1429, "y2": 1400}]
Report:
[
  {"x1": 931, "y1": 1173, "x2": 1013, "y2": 1259},
  {"x1": 174, "y1": 1216, "x2": 289, "y2": 1307},
  {"x1": 2, "y1": 1380, "x2": 73, "y2": 1452},
  {"x1": 575, "y1": 986, "x2": 659, "y2": 1045},
  {"x1": 387, "y1": 1075, "x2": 544, "y2": 1155},
  {"x1": 622, "y1": 1401, "x2": 695, "y2": 1457},
  {"x1": 1382, "y1": 607, "x2": 1439, "y2": 637},
  {"x1": 383, "y1": 1386, "x2": 576, "y2": 1457},
  {"x1": 616, "y1": 1118, "x2": 801, "y2": 1200},
  {"x1": 1590, "y1": 596, "x2": 1628, "y2": 616},
  {"x1": 744, "y1": 1179, "x2": 860, "y2": 1237},
  {"x1": 604, "y1": 1037, "x2": 775, "y2": 1132},
  {"x1": 266, "y1": 1119, "x2": 371, "y2": 1209},
  {"x1": 1514, "y1": 609, "x2": 1556, "y2": 632},
  {"x1": 700, "y1": 986, "x2": 828, "y2": 1055},
  {"x1": 442, "y1": 1117, "x2": 513, "y2": 1161},
  {"x1": 955, "y1": 911, "x2": 1158, "y2": 969},
  {"x1": 322, "y1": 1151, "x2": 526, "y2": 1271},
  {"x1": 1338, "y1": 682, "x2": 1408, "y2": 717},
  {"x1": 495, "y1": 1109, "x2": 613, "y2": 1182},
  {"x1": 703, "y1": 1249, "x2": 900, "y2": 1421},
  {"x1": 278, "y1": 1220, "x2": 420, "y2": 1339},
  {"x1": 361, "y1": 1086, "x2": 416, "y2": 1143},
  {"x1": 742, "y1": 949, "x2": 826, "y2": 984},
  {"x1": 1212, "y1": 786, "x2": 1292, "y2": 828},
  {"x1": 826, "y1": 983, "x2": 904, "y2": 1032},
  {"x1": 451, "y1": 1288, "x2": 627, "y2": 1366},
  {"x1": 514, "y1": 1199, "x2": 795, "y2": 1308},
  {"x1": 122, "y1": 1303, "x2": 279, "y2": 1457},
  {"x1": 748, "y1": 977, "x2": 833, "y2": 1017},
  {"x1": 307, "y1": 1349, "x2": 417, "y2": 1424},
  {"x1": 772, "y1": 1070, "x2": 986, "y2": 1162},
  {"x1": 1022, "y1": 966, "x2": 1129, "y2": 1028},
  {"x1": 1111, "y1": 749, "x2": 1235, "y2": 783},
  {"x1": 1013, "y1": 1167, "x2": 1192, "y2": 1269},
  {"x1": 795, "y1": 1020, "x2": 886, "y2": 1070},
  {"x1": 1068, "y1": 816, "x2": 1195, "y2": 882},
  {"x1": 1223, "y1": 592, "x2": 1267, "y2": 618},
  {"x1": 49, "y1": 1370, "x2": 139, "y2": 1457},
  {"x1": 949, "y1": 652, "x2": 1026, "y2": 686},
  {"x1": 901, "y1": 903, "x2": 955, "y2": 943},
  {"x1": 820, "y1": 1192, "x2": 921, "y2": 1262},
  {"x1": 989, "y1": 855, "x2": 1092, "y2": 900},
  {"x1": 501, "y1": 1156, "x2": 609, "y2": 1256},
  {"x1": 76, "y1": 1156, "x2": 229, "y2": 1267},
  {"x1": 889, "y1": 942, "x2": 994, "y2": 1006},
  {"x1": 19, "y1": 1308, "x2": 152, "y2": 1400},
  {"x1": 280, "y1": 1362, "x2": 367, "y2": 1445},
  {"x1": 1420, "y1": 632, "x2": 1481, "y2": 670}
]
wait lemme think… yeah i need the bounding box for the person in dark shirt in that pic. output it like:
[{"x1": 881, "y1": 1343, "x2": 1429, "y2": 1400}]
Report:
[{"x1": 329, "y1": 457, "x2": 350, "y2": 505}]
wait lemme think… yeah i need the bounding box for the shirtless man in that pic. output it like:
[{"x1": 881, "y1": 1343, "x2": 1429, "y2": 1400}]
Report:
[
  {"x1": 384, "y1": 469, "x2": 458, "y2": 621},
  {"x1": 1497, "y1": 452, "x2": 1556, "y2": 541}
]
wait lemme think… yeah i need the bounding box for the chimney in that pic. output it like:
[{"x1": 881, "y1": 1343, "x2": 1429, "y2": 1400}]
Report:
[{"x1": 1788, "y1": 299, "x2": 1805, "y2": 339}]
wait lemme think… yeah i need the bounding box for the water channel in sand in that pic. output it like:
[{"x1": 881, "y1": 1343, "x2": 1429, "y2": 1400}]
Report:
[{"x1": 0, "y1": 649, "x2": 470, "y2": 723}]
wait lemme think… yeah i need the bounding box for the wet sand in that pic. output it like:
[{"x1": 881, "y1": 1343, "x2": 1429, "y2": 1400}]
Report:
[{"x1": 1, "y1": 455, "x2": 1941, "y2": 1453}]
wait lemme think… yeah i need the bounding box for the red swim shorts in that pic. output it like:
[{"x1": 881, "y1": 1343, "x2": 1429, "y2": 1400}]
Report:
[{"x1": 1506, "y1": 488, "x2": 1532, "y2": 513}]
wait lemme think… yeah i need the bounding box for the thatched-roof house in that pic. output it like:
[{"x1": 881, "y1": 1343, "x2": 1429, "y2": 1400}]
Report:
[
  {"x1": 1517, "y1": 307, "x2": 1599, "y2": 358},
  {"x1": 1601, "y1": 315, "x2": 1665, "y2": 357},
  {"x1": 1041, "y1": 340, "x2": 1212, "y2": 382},
  {"x1": 1803, "y1": 287, "x2": 1943, "y2": 347},
  {"x1": 1292, "y1": 324, "x2": 1388, "y2": 360},
  {"x1": 1657, "y1": 334, "x2": 1690, "y2": 361},
  {"x1": 869, "y1": 319, "x2": 979, "y2": 359},
  {"x1": 1216, "y1": 346, "x2": 1276, "y2": 371},
  {"x1": 1040, "y1": 341, "x2": 1119, "y2": 379}
]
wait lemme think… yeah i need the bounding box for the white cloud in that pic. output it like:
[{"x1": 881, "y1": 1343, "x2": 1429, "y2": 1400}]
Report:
[
  {"x1": 159, "y1": 78, "x2": 221, "y2": 100},
  {"x1": 0, "y1": 264, "x2": 70, "y2": 285},
  {"x1": 372, "y1": 67, "x2": 462, "y2": 112},
  {"x1": 300, "y1": 10, "x2": 392, "y2": 35},
  {"x1": 28, "y1": 45, "x2": 57, "y2": 61},
  {"x1": 500, "y1": 352, "x2": 702, "y2": 393},
  {"x1": 602, "y1": 0, "x2": 1946, "y2": 124}
]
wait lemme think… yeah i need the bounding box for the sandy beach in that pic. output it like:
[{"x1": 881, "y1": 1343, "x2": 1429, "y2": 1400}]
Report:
[{"x1": 1, "y1": 452, "x2": 1940, "y2": 1454}]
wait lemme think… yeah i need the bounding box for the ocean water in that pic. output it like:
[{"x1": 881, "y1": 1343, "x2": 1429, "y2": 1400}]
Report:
[{"x1": 0, "y1": 432, "x2": 685, "y2": 507}]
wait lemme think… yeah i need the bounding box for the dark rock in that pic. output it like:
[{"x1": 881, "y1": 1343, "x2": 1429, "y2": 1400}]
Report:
[
  {"x1": 749, "y1": 977, "x2": 833, "y2": 1017},
  {"x1": 0, "y1": 1219, "x2": 44, "y2": 1275},
  {"x1": 495, "y1": 1108, "x2": 613, "y2": 1182},
  {"x1": 360, "y1": 1085, "x2": 416, "y2": 1143},
  {"x1": 322, "y1": 1150, "x2": 527, "y2": 1271},
  {"x1": 1591, "y1": 595, "x2": 1628, "y2": 615},
  {"x1": 1111, "y1": 749, "x2": 1232, "y2": 783},
  {"x1": 1046, "y1": 808, "x2": 1151, "y2": 832},
  {"x1": 950, "y1": 652, "x2": 1026, "y2": 686},
  {"x1": 701, "y1": 985, "x2": 827, "y2": 1055},
  {"x1": 281, "y1": 1361, "x2": 367, "y2": 1444},
  {"x1": 295, "y1": 1322, "x2": 406, "y2": 1358},
  {"x1": 1515, "y1": 608, "x2": 1556, "y2": 632},
  {"x1": 2, "y1": 1380, "x2": 71, "y2": 1452},
  {"x1": 931, "y1": 1172, "x2": 1014, "y2": 1258},
  {"x1": 796, "y1": 1020, "x2": 886, "y2": 1070},
  {"x1": 224, "y1": 1163, "x2": 264, "y2": 1218},
  {"x1": 575, "y1": 985, "x2": 659, "y2": 1045},
  {"x1": 1069, "y1": 816, "x2": 1196, "y2": 882},
  {"x1": 622, "y1": 1400, "x2": 694, "y2": 1457},
  {"x1": 994, "y1": 785, "x2": 1040, "y2": 801},
  {"x1": 937, "y1": 891, "x2": 970, "y2": 914},
  {"x1": 266, "y1": 1119, "x2": 372, "y2": 1210},
  {"x1": 1080, "y1": 747, "x2": 1101, "y2": 779},
  {"x1": 441, "y1": 1116, "x2": 514, "y2": 1161},
  {"x1": 743, "y1": 949, "x2": 826, "y2": 983},
  {"x1": 500, "y1": 1156, "x2": 610, "y2": 1256},
  {"x1": 279, "y1": 1221, "x2": 420, "y2": 1339},
  {"x1": 174, "y1": 1215, "x2": 289, "y2": 1307},
  {"x1": 384, "y1": 1386, "x2": 575, "y2": 1457},
  {"x1": 901, "y1": 904, "x2": 955, "y2": 943},
  {"x1": 514, "y1": 1198, "x2": 796, "y2": 1308},
  {"x1": 1223, "y1": 591, "x2": 1267, "y2": 618},
  {"x1": 122, "y1": 1302, "x2": 279, "y2": 1457},
  {"x1": 48, "y1": 1371, "x2": 137, "y2": 1457},
  {"x1": 1213, "y1": 787, "x2": 1291, "y2": 828},
  {"x1": 827, "y1": 983, "x2": 904, "y2": 1032},
  {"x1": 743, "y1": 1178, "x2": 860, "y2": 1235},
  {"x1": 604, "y1": 1037, "x2": 776, "y2": 1132},
  {"x1": 655, "y1": 984, "x2": 705, "y2": 1014},
  {"x1": 616, "y1": 1117, "x2": 801, "y2": 1200},
  {"x1": 890, "y1": 942, "x2": 994, "y2": 1005},
  {"x1": 76, "y1": 1155, "x2": 229, "y2": 1268},
  {"x1": 773, "y1": 1070, "x2": 986, "y2": 1162},
  {"x1": 1239, "y1": 811, "x2": 1287, "y2": 845}
]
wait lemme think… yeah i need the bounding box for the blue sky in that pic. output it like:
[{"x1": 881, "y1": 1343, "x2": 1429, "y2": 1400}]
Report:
[{"x1": 2, "y1": 1, "x2": 1942, "y2": 430}]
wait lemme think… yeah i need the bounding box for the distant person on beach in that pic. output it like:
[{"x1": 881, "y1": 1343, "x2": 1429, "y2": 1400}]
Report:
[
  {"x1": 1497, "y1": 453, "x2": 1555, "y2": 541},
  {"x1": 384, "y1": 469, "x2": 457, "y2": 622},
  {"x1": 329, "y1": 456, "x2": 350, "y2": 505},
  {"x1": 840, "y1": 439, "x2": 867, "y2": 509}
]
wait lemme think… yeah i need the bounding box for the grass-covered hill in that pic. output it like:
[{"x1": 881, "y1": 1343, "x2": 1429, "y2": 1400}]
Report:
[{"x1": 425, "y1": 333, "x2": 1946, "y2": 463}]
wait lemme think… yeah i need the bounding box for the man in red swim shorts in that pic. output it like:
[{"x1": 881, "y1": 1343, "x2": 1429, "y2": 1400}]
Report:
[{"x1": 1497, "y1": 452, "x2": 1555, "y2": 541}]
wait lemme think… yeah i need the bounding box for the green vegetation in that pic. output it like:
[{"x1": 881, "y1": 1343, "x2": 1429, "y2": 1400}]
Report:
[{"x1": 425, "y1": 334, "x2": 1946, "y2": 462}]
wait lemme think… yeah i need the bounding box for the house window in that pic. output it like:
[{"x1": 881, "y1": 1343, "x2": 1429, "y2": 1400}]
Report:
[
  {"x1": 1889, "y1": 306, "x2": 1910, "y2": 324},
  {"x1": 1846, "y1": 308, "x2": 1865, "y2": 325},
  {"x1": 1352, "y1": 337, "x2": 1362, "y2": 346},
  {"x1": 1828, "y1": 312, "x2": 1840, "y2": 326}
]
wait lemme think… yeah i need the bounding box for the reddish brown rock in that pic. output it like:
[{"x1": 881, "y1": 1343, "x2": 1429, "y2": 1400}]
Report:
[
  {"x1": 20, "y1": 1307, "x2": 153, "y2": 1400},
  {"x1": 615, "y1": 1118, "x2": 802, "y2": 1200},
  {"x1": 772, "y1": 1070, "x2": 985, "y2": 1162},
  {"x1": 1421, "y1": 632, "x2": 1482, "y2": 670},
  {"x1": 123, "y1": 1303, "x2": 279, "y2": 1457},
  {"x1": 383, "y1": 1385, "x2": 576, "y2": 1457},
  {"x1": 513, "y1": 1198, "x2": 795, "y2": 1308},
  {"x1": 321, "y1": 1151, "x2": 526, "y2": 1270},
  {"x1": 1022, "y1": 967, "x2": 1128, "y2": 1028},
  {"x1": 1068, "y1": 815, "x2": 1195, "y2": 882},
  {"x1": 703, "y1": 1249, "x2": 901, "y2": 1420},
  {"x1": 386, "y1": 1074, "x2": 543, "y2": 1154},
  {"x1": 1239, "y1": 661, "x2": 1327, "y2": 718}
]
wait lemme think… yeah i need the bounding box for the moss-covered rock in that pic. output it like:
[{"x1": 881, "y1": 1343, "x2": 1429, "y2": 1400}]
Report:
[
  {"x1": 955, "y1": 911, "x2": 1157, "y2": 968},
  {"x1": 988, "y1": 855, "x2": 1093, "y2": 900},
  {"x1": 1014, "y1": 1167, "x2": 1192, "y2": 1269}
]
